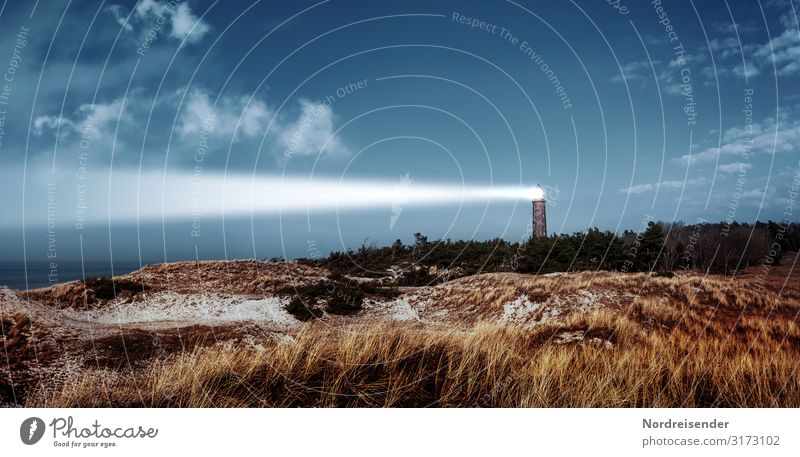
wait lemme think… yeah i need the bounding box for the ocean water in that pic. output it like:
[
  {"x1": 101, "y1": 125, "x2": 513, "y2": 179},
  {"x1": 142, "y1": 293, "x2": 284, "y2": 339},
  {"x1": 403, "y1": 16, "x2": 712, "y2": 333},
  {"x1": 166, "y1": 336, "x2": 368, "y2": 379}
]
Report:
[{"x1": 0, "y1": 261, "x2": 147, "y2": 290}]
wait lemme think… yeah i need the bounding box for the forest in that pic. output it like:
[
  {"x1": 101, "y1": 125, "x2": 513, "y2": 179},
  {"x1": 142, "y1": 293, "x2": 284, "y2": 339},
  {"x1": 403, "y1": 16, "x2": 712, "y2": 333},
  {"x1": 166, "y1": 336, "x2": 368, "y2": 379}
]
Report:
[{"x1": 315, "y1": 221, "x2": 800, "y2": 284}]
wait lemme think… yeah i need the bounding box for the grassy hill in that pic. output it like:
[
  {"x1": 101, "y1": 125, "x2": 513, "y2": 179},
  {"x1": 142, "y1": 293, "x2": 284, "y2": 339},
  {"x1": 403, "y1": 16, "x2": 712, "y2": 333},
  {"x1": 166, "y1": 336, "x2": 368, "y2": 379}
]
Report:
[{"x1": 2, "y1": 254, "x2": 799, "y2": 407}]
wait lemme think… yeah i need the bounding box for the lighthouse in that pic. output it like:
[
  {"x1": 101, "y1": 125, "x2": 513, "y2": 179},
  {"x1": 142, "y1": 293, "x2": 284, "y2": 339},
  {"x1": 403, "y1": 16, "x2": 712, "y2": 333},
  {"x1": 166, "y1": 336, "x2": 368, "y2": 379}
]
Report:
[{"x1": 531, "y1": 184, "x2": 547, "y2": 238}]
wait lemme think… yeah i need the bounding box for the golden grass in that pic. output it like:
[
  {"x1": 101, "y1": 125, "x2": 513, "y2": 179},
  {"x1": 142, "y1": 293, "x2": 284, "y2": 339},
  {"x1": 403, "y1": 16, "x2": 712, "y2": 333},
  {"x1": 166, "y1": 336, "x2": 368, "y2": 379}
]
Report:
[
  {"x1": 34, "y1": 271, "x2": 800, "y2": 407},
  {"x1": 47, "y1": 322, "x2": 800, "y2": 407}
]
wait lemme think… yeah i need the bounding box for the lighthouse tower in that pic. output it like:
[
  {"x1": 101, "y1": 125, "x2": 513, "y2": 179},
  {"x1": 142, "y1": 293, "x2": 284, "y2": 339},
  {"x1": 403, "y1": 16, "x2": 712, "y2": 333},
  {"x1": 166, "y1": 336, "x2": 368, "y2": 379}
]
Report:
[{"x1": 532, "y1": 185, "x2": 547, "y2": 238}]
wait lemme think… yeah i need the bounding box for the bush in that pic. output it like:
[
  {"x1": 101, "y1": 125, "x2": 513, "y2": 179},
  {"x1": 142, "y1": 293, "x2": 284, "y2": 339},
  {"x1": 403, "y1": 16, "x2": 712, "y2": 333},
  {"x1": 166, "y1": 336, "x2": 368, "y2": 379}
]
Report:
[
  {"x1": 319, "y1": 221, "x2": 800, "y2": 278},
  {"x1": 284, "y1": 296, "x2": 323, "y2": 321},
  {"x1": 281, "y1": 277, "x2": 399, "y2": 319},
  {"x1": 397, "y1": 267, "x2": 433, "y2": 286}
]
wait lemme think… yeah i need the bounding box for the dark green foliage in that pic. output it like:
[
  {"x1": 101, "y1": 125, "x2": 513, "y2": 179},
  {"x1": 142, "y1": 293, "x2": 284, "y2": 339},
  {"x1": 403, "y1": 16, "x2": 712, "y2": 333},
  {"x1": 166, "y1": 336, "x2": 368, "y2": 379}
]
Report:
[
  {"x1": 397, "y1": 267, "x2": 434, "y2": 287},
  {"x1": 316, "y1": 220, "x2": 800, "y2": 279},
  {"x1": 83, "y1": 278, "x2": 147, "y2": 300},
  {"x1": 324, "y1": 288, "x2": 364, "y2": 315},
  {"x1": 280, "y1": 276, "x2": 400, "y2": 319},
  {"x1": 323, "y1": 236, "x2": 516, "y2": 278},
  {"x1": 762, "y1": 221, "x2": 800, "y2": 262},
  {"x1": 285, "y1": 296, "x2": 323, "y2": 321},
  {"x1": 629, "y1": 222, "x2": 665, "y2": 272}
]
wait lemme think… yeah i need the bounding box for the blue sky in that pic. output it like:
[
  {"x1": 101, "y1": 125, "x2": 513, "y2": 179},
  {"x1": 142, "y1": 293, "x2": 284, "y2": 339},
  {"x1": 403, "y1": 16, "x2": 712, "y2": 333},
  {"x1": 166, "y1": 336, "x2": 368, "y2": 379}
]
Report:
[{"x1": 1, "y1": 0, "x2": 799, "y2": 266}]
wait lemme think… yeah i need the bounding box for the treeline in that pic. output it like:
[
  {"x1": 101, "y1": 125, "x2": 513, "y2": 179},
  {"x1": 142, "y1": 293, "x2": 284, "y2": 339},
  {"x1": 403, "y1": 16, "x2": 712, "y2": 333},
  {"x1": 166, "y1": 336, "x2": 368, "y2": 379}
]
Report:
[{"x1": 315, "y1": 221, "x2": 800, "y2": 282}]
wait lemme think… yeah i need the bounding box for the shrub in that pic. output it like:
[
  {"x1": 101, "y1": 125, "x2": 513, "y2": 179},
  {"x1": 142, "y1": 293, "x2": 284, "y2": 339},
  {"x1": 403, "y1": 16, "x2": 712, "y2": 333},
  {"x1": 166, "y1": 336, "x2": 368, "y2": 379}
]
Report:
[
  {"x1": 281, "y1": 277, "x2": 399, "y2": 318},
  {"x1": 285, "y1": 296, "x2": 323, "y2": 321}
]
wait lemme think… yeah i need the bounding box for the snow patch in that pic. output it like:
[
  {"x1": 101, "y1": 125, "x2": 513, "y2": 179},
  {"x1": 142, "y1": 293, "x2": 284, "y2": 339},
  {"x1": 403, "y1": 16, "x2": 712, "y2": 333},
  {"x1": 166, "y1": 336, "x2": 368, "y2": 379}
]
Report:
[
  {"x1": 69, "y1": 292, "x2": 298, "y2": 327},
  {"x1": 502, "y1": 295, "x2": 541, "y2": 323},
  {"x1": 576, "y1": 289, "x2": 602, "y2": 312},
  {"x1": 554, "y1": 331, "x2": 584, "y2": 344},
  {"x1": 390, "y1": 297, "x2": 420, "y2": 321},
  {"x1": 553, "y1": 331, "x2": 613, "y2": 349},
  {"x1": 501, "y1": 295, "x2": 565, "y2": 325}
]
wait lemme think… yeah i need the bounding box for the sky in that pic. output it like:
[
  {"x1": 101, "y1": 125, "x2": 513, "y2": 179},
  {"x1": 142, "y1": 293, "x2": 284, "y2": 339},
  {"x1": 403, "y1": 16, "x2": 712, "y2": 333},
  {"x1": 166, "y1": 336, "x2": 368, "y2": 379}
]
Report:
[{"x1": 0, "y1": 0, "x2": 799, "y2": 270}]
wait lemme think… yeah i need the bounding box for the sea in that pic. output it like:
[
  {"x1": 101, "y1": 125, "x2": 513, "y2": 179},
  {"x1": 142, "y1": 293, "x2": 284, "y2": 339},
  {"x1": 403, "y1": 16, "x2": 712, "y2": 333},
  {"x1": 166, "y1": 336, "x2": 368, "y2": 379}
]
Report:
[{"x1": 0, "y1": 260, "x2": 148, "y2": 290}]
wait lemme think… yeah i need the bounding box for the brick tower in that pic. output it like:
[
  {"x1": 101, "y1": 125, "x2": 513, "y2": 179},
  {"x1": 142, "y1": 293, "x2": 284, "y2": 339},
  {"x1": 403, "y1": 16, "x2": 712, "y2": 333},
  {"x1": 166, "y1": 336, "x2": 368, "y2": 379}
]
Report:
[{"x1": 532, "y1": 185, "x2": 547, "y2": 238}]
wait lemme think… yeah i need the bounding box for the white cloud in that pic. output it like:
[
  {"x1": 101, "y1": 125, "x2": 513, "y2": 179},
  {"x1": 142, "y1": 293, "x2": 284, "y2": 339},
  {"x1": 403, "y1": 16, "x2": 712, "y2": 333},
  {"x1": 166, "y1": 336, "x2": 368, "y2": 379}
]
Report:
[
  {"x1": 740, "y1": 188, "x2": 765, "y2": 199},
  {"x1": 106, "y1": 5, "x2": 133, "y2": 32},
  {"x1": 715, "y1": 15, "x2": 800, "y2": 78},
  {"x1": 668, "y1": 52, "x2": 707, "y2": 68},
  {"x1": 170, "y1": 3, "x2": 210, "y2": 44},
  {"x1": 619, "y1": 177, "x2": 708, "y2": 195},
  {"x1": 611, "y1": 60, "x2": 658, "y2": 83},
  {"x1": 134, "y1": 0, "x2": 161, "y2": 19},
  {"x1": 672, "y1": 117, "x2": 800, "y2": 166},
  {"x1": 612, "y1": 54, "x2": 714, "y2": 95},
  {"x1": 752, "y1": 24, "x2": 800, "y2": 76},
  {"x1": 733, "y1": 62, "x2": 761, "y2": 79},
  {"x1": 178, "y1": 89, "x2": 271, "y2": 139},
  {"x1": 178, "y1": 91, "x2": 347, "y2": 158},
  {"x1": 710, "y1": 21, "x2": 759, "y2": 35},
  {"x1": 178, "y1": 89, "x2": 215, "y2": 135},
  {"x1": 717, "y1": 162, "x2": 751, "y2": 174},
  {"x1": 106, "y1": 1, "x2": 210, "y2": 46},
  {"x1": 32, "y1": 116, "x2": 71, "y2": 136},
  {"x1": 621, "y1": 183, "x2": 655, "y2": 194},
  {"x1": 239, "y1": 101, "x2": 272, "y2": 138},
  {"x1": 33, "y1": 98, "x2": 129, "y2": 139},
  {"x1": 35, "y1": 87, "x2": 348, "y2": 162},
  {"x1": 708, "y1": 37, "x2": 746, "y2": 62},
  {"x1": 83, "y1": 99, "x2": 129, "y2": 131},
  {"x1": 723, "y1": 123, "x2": 764, "y2": 142},
  {"x1": 694, "y1": 15, "x2": 800, "y2": 80},
  {"x1": 278, "y1": 99, "x2": 346, "y2": 157}
]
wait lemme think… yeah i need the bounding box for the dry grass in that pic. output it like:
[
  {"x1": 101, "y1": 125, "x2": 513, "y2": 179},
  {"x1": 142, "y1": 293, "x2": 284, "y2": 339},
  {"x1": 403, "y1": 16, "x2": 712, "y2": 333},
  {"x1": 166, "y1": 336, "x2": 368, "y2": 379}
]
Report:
[
  {"x1": 15, "y1": 265, "x2": 800, "y2": 407},
  {"x1": 47, "y1": 307, "x2": 800, "y2": 407}
]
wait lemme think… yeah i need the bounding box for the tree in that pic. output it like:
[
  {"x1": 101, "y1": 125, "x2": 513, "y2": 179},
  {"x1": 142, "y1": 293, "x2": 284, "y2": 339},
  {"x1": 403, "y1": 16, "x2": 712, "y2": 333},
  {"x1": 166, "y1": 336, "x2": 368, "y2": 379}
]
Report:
[{"x1": 632, "y1": 221, "x2": 664, "y2": 271}]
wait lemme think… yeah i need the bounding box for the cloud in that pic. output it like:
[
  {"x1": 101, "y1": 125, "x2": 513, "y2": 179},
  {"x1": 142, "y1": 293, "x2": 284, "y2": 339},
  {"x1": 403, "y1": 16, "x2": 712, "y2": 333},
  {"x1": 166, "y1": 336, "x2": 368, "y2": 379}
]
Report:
[
  {"x1": 278, "y1": 99, "x2": 347, "y2": 158},
  {"x1": 717, "y1": 162, "x2": 751, "y2": 174},
  {"x1": 699, "y1": 13, "x2": 800, "y2": 79},
  {"x1": 708, "y1": 36, "x2": 750, "y2": 61},
  {"x1": 612, "y1": 53, "x2": 711, "y2": 95},
  {"x1": 610, "y1": 60, "x2": 658, "y2": 83},
  {"x1": 177, "y1": 91, "x2": 349, "y2": 157},
  {"x1": 33, "y1": 116, "x2": 73, "y2": 136},
  {"x1": 667, "y1": 52, "x2": 707, "y2": 68},
  {"x1": 732, "y1": 62, "x2": 761, "y2": 79},
  {"x1": 741, "y1": 188, "x2": 765, "y2": 199},
  {"x1": 83, "y1": 98, "x2": 129, "y2": 131},
  {"x1": 170, "y1": 3, "x2": 211, "y2": 44},
  {"x1": 752, "y1": 22, "x2": 800, "y2": 76},
  {"x1": 106, "y1": 0, "x2": 211, "y2": 46},
  {"x1": 178, "y1": 89, "x2": 271, "y2": 139},
  {"x1": 619, "y1": 177, "x2": 709, "y2": 195},
  {"x1": 764, "y1": 0, "x2": 797, "y2": 10},
  {"x1": 672, "y1": 116, "x2": 800, "y2": 166},
  {"x1": 135, "y1": 0, "x2": 162, "y2": 18},
  {"x1": 106, "y1": 5, "x2": 133, "y2": 32},
  {"x1": 708, "y1": 14, "x2": 800, "y2": 78},
  {"x1": 722, "y1": 123, "x2": 764, "y2": 142},
  {"x1": 33, "y1": 97, "x2": 130, "y2": 140},
  {"x1": 33, "y1": 85, "x2": 349, "y2": 164},
  {"x1": 710, "y1": 21, "x2": 759, "y2": 35}
]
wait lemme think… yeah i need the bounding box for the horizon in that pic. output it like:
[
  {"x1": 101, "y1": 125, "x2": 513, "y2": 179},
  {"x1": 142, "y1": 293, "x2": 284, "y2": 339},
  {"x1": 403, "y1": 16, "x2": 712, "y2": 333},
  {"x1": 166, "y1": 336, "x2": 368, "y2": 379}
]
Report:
[{"x1": 3, "y1": 217, "x2": 795, "y2": 290}]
